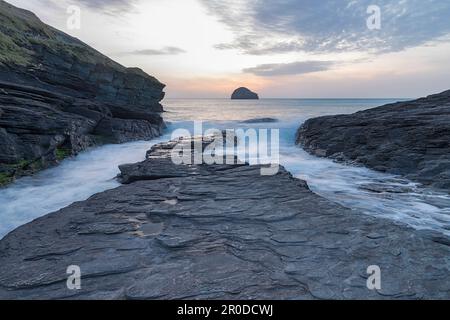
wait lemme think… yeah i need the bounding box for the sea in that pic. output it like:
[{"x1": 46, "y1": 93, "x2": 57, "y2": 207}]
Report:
[{"x1": 1, "y1": 98, "x2": 450, "y2": 239}]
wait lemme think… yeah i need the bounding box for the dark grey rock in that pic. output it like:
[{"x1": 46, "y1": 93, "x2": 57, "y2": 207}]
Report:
[
  {"x1": 241, "y1": 118, "x2": 278, "y2": 123},
  {"x1": 0, "y1": 2, "x2": 165, "y2": 185},
  {"x1": 0, "y1": 137, "x2": 449, "y2": 300},
  {"x1": 296, "y1": 90, "x2": 450, "y2": 192},
  {"x1": 231, "y1": 87, "x2": 259, "y2": 100}
]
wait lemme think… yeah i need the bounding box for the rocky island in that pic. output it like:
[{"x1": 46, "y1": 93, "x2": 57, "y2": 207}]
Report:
[
  {"x1": 0, "y1": 136, "x2": 449, "y2": 299},
  {"x1": 296, "y1": 90, "x2": 450, "y2": 192},
  {"x1": 0, "y1": 1, "x2": 165, "y2": 186},
  {"x1": 231, "y1": 87, "x2": 259, "y2": 100}
]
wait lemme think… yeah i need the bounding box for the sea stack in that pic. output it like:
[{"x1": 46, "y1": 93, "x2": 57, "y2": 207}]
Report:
[{"x1": 231, "y1": 87, "x2": 259, "y2": 100}]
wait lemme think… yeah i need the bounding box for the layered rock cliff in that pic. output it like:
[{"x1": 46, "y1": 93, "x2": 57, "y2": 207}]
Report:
[
  {"x1": 0, "y1": 1, "x2": 165, "y2": 186},
  {"x1": 296, "y1": 90, "x2": 450, "y2": 191}
]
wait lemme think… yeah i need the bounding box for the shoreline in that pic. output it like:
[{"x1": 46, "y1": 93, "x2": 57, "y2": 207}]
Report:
[
  {"x1": 3, "y1": 115, "x2": 450, "y2": 240},
  {"x1": 0, "y1": 82, "x2": 165, "y2": 188},
  {"x1": 1, "y1": 136, "x2": 449, "y2": 299},
  {"x1": 296, "y1": 89, "x2": 450, "y2": 193},
  {"x1": 0, "y1": 137, "x2": 173, "y2": 239}
]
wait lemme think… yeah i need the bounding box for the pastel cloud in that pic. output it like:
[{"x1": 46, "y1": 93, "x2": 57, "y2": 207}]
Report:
[
  {"x1": 243, "y1": 61, "x2": 334, "y2": 76},
  {"x1": 202, "y1": 0, "x2": 450, "y2": 55},
  {"x1": 127, "y1": 47, "x2": 187, "y2": 56}
]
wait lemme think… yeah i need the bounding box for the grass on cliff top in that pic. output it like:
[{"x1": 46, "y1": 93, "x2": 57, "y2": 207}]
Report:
[
  {"x1": 0, "y1": 172, "x2": 13, "y2": 187},
  {"x1": 0, "y1": 0, "x2": 46, "y2": 66},
  {"x1": 0, "y1": 0, "x2": 163, "y2": 86},
  {"x1": 0, "y1": 1, "x2": 109, "y2": 67},
  {"x1": 0, "y1": 31, "x2": 32, "y2": 66}
]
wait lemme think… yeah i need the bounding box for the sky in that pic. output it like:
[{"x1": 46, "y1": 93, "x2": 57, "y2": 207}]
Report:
[{"x1": 8, "y1": 0, "x2": 450, "y2": 98}]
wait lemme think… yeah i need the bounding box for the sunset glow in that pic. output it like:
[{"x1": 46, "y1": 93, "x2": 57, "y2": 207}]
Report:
[{"x1": 8, "y1": 0, "x2": 450, "y2": 98}]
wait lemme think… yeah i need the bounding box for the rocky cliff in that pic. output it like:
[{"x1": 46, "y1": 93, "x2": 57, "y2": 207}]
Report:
[
  {"x1": 296, "y1": 90, "x2": 450, "y2": 191},
  {"x1": 0, "y1": 0, "x2": 165, "y2": 186}
]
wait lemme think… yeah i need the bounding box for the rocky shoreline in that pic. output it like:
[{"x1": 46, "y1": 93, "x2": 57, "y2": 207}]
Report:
[
  {"x1": 0, "y1": 136, "x2": 449, "y2": 300},
  {"x1": 1, "y1": 0, "x2": 450, "y2": 302},
  {"x1": 296, "y1": 90, "x2": 450, "y2": 192},
  {"x1": 0, "y1": 1, "x2": 165, "y2": 186}
]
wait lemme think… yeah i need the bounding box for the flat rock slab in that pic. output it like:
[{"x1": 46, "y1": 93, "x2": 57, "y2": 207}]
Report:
[
  {"x1": 296, "y1": 90, "x2": 450, "y2": 191},
  {"x1": 0, "y1": 138, "x2": 449, "y2": 299}
]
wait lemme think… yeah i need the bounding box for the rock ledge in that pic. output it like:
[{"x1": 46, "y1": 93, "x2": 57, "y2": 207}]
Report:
[
  {"x1": 296, "y1": 90, "x2": 450, "y2": 192},
  {"x1": 0, "y1": 136, "x2": 449, "y2": 299}
]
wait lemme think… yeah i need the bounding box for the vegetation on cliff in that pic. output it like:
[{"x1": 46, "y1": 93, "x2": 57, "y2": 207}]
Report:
[{"x1": 0, "y1": 1, "x2": 166, "y2": 186}]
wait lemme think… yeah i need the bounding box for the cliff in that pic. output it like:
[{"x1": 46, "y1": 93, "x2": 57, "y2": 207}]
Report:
[
  {"x1": 296, "y1": 90, "x2": 450, "y2": 191},
  {"x1": 0, "y1": 0, "x2": 166, "y2": 186}
]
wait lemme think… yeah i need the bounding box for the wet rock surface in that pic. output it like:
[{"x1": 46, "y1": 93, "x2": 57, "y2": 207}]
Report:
[
  {"x1": 0, "y1": 137, "x2": 449, "y2": 300},
  {"x1": 296, "y1": 90, "x2": 450, "y2": 192},
  {"x1": 241, "y1": 118, "x2": 278, "y2": 124},
  {"x1": 0, "y1": 2, "x2": 165, "y2": 185}
]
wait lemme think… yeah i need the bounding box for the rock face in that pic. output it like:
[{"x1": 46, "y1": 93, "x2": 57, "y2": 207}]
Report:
[
  {"x1": 0, "y1": 136, "x2": 449, "y2": 300},
  {"x1": 241, "y1": 118, "x2": 278, "y2": 124},
  {"x1": 0, "y1": 1, "x2": 165, "y2": 185},
  {"x1": 231, "y1": 87, "x2": 259, "y2": 100},
  {"x1": 296, "y1": 90, "x2": 450, "y2": 192}
]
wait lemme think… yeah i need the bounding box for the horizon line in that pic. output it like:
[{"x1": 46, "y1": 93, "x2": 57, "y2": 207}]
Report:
[{"x1": 164, "y1": 97, "x2": 413, "y2": 100}]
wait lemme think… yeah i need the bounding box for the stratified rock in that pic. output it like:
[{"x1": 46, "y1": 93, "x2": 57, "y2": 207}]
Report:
[
  {"x1": 0, "y1": 136, "x2": 449, "y2": 300},
  {"x1": 0, "y1": 1, "x2": 165, "y2": 185},
  {"x1": 231, "y1": 87, "x2": 259, "y2": 100},
  {"x1": 296, "y1": 90, "x2": 450, "y2": 192}
]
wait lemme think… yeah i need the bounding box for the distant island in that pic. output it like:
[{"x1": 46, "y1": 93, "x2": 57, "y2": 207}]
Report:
[{"x1": 231, "y1": 87, "x2": 259, "y2": 100}]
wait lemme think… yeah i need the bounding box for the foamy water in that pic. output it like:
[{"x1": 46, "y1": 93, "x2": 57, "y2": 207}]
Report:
[
  {"x1": 0, "y1": 134, "x2": 172, "y2": 238},
  {"x1": 280, "y1": 129, "x2": 450, "y2": 235},
  {"x1": 1, "y1": 98, "x2": 450, "y2": 239}
]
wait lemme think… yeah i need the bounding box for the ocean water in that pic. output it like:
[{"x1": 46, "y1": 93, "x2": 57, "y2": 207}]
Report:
[{"x1": 1, "y1": 98, "x2": 450, "y2": 239}]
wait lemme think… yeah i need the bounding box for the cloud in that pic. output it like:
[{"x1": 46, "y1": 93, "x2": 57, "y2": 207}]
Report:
[
  {"x1": 68, "y1": 0, "x2": 137, "y2": 14},
  {"x1": 73, "y1": 0, "x2": 133, "y2": 9},
  {"x1": 126, "y1": 47, "x2": 187, "y2": 56},
  {"x1": 214, "y1": 38, "x2": 306, "y2": 56},
  {"x1": 202, "y1": 0, "x2": 450, "y2": 55},
  {"x1": 243, "y1": 61, "x2": 333, "y2": 76}
]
